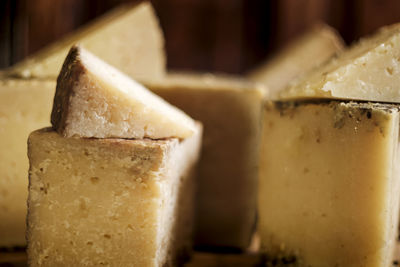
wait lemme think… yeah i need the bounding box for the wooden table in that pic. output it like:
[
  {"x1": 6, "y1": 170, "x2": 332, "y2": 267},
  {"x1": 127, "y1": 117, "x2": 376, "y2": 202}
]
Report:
[{"x1": 1, "y1": 234, "x2": 400, "y2": 267}]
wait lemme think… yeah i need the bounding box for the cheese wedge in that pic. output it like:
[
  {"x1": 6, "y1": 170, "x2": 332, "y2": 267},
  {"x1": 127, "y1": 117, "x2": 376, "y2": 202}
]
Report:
[
  {"x1": 0, "y1": 1, "x2": 166, "y2": 248},
  {"x1": 27, "y1": 126, "x2": 202, "y2": 266},
  {"x1": 281, "y1": 24, "x2": 400, "y2": 102},
  {"x1": 247, "y1": 24, "x2": 344, "y2": 98},
  {"x1": 146, "y1": 73, "x2": 266, "y2": 249},
  {"x1": 0, "y1": 79, "x2": 55, "y2": 247},
  {"x1": 51, "y1": 46, "x2": 196, "y2": 139},
  {"x1": 259, "y1": 101, "x2": 400, "y2": 266},
  {"x1": 4, "y1": 1, "x2": 165, "y2": 81}
]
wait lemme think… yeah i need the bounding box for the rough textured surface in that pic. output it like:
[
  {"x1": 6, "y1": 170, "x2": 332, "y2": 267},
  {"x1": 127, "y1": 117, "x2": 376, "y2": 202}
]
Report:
[
  {"x1": 27, "y1": 126, "x2": 202, "y2": 267},
  {"x1": 5, "y1": 2, "x2": 165, "y2": 81},
  {"x1": 0, "y1": 2, "x2": 166, "y2": 248},
  {"x1": 247, "y1": 24, "x2": 344, "y2": 99},
  {"x1": 51, "y1": 46, "x2": 196, "y2": 139},
  {"x1": 146, "y1": 73, "x2": 266, "y2": 249},
  {"x1": 259, "y1": 101, "x2": 400, "y2": 266},
  {"x1": 280, "y1": 23, "x2": 400, "y2": 103},
  {"x1": 0, "y1": 79, "x2": 55, "y2": 247}
]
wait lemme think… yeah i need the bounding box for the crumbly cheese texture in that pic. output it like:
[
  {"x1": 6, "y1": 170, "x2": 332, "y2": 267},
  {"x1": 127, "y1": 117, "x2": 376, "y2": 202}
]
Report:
[
  {"x1": 51, "y1": 46, "x2": 196, "y2": 139},
  {"x1": 248, "y1": 24, "x2": 344, "y2": 98},
  {"x1": 0, "y1": 79, "x2": 55, "y2": 247},
  {"x1": 5, "y1": 2, "x2": 165, "y2": 81},
  {"x1": 146, "y1": 72, "x2": 266, "y2": 249},
  {"x1": 281, "y1": 24, "x2": 400, "y2": 102},
  {"x1": 259, "y1": 101, "x2": 400, "y2": 266},
  {"x1": 27, "y1": 126, "x2": 202, "y2": 267}
]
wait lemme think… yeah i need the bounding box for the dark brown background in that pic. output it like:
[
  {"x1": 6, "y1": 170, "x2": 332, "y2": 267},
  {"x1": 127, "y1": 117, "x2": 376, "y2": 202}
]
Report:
[{"x1": 1, "y1": 0, "x2": 400, "y2": 74}]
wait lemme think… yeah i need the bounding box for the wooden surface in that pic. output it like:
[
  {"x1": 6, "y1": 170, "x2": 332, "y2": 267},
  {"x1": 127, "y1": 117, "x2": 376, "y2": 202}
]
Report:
[
  {"x1": 1, "y1": 242, "x2": 400, "y2": 267},
  {"x1": 0, "y1": 251, "x2": 27, "y2": 267},
  {"x1": 1, "y1": 0, "x2": 400, "y2": 73},
  {"x1": 0, "y1": 250, "x2": 262, "y2": 267},
  {"x1": 0, "y1": 251, "x2": 263, "y2": 267}
]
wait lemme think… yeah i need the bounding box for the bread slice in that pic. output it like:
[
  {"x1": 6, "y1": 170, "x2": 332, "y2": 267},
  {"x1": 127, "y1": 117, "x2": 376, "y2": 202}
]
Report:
[
  {"x1": 27, "y1": 125, "x2": 202, "y2": 266},
  {"x1": 280, "y1": 23, "x2": 400, "y2": 102},
  {"x1": 0, "y1": 79, "x2": 55, "y2": 247},
  {"x1": 248, "y1": 24, "x2": 344, "y2": 98},
  {"x1": 51, "y1": 46, "x2": 196, "y2": 139},
  {"x1": 146, "y1": 72, "x2": 265, "y2": 249},
  {"x1": 4, "y1": 1, "x2": 165, "y2": 81}
]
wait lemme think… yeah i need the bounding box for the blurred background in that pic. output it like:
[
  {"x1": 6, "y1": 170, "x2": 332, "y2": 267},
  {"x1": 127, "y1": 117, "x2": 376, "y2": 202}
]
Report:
[{"x1": 1, "y1": 0, "x2": 400, "y2": 74}]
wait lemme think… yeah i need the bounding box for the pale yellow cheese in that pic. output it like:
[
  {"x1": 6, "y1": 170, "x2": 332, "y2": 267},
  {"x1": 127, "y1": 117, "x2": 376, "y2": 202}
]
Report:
[
  {"x1": 259, "y1": 101, "x2": 400, "y2": 266},
  {"x1": 51, "y1": 46, "x2": 196, "y2": 139},
  {"x1": 0, "y1": 0, "x2": 167, "y2": 248},
  {"x1": 4, "y1": 1, "x2": 165, "y2": 81},
  {"x1": 281, "y1": 24, "x2": 400, "y2": 102},
  {"x1": 27, "y1": 126, "x2": 202, "y2": 266},
  {"x1": 248, "y1": 24, "x2": 344, "y2": 99},
  {"x1": 0, "y1": 79, "x2": 55, "y2": 247},
  {"x1": 145, "y1": 72, "x2": 266, "y2": 249}
]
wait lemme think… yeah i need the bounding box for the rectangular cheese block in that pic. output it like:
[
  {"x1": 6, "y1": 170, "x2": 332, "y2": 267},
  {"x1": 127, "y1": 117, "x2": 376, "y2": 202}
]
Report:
[
  {"x1": 146, "y1": 73, "x2": 266, "y2": 249},
  {"x1": 5, "y1": 1, "x2": 165, "y2": 81},
  {"x1": 0, "y1": 79, "x2": 55, "y2": 247},
  {"x1": 27, "y1": 126, "x2": 202, "y2": 266},
  {"x1": 259, "y1": 101, "x2": 400, "y2": 266},
  {"x1": 247, "y1": 24, "x2": 344, "y2": 99},
  {"x1": 280, "y1": 23, "x2": 400, "y2": 103}
]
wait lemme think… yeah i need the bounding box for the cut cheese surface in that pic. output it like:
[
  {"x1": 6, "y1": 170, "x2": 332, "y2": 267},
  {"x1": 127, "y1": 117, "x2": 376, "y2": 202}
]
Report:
[
  {"x1": 0, "y1": 79, "x2": 55, "y2": 247},
  {"x1": 146, "y1": 72, "x2": 266, "y2": 249},
  {"x1": 5, "y1": 1, "x2": 165, "y2": 81},
  {"x1": 280, "y1": 24, "x2": 400, "y2": 102},
  {"x1": 259, "y1": 101, "x2": 400, "y2": 266},
  {"x1": 51, "y1": 46, "x2": 196, "y2": 139},
  {"x1": 248, "y1": 24, "x2": 344, "y2": 99},
  {"x1": 27, "y1": 126, "x2": 202, "y2": 266}
]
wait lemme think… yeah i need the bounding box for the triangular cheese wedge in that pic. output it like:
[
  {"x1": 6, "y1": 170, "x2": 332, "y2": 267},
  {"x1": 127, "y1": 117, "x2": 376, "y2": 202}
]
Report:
[
  {"x1": 248, "y1": 24, "x2": 344, "y2": 98},
  {"x1": 5, "y1": 1, "x2": 165, "y2": 81},
  {"x1": 51, "y1": 45, "x2": 196, "y2": 139},
  {"x1": 280, "y1": 23, "x2": 400, "y2": 102}
]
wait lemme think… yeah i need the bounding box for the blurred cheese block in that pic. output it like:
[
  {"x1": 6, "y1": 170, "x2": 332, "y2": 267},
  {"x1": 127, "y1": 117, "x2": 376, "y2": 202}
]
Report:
[
  {"x1": 52, "y1": 46, "x2": 195, "y2": 139},
  {"x1": 259, "y1": 101, "x2": 400, "y2": 266},
  {"x1": 0, "y1": 79, "x2": 55, "y2": 247},
  {"x1": 4, "y1": 1, "x2": 165, "y2": 81},
  {"x1": 27, "y1": 126, "x2": 202, "y2": 266},
  {"x1": 247, "y1": 24, "x2": 344, "y2": 99},
  {"x1": 281, "y1": 24, "x2": 400, "y2": 102},
  {"x1": 146, "y1": 73, "x2": 266, "y2": 249}
]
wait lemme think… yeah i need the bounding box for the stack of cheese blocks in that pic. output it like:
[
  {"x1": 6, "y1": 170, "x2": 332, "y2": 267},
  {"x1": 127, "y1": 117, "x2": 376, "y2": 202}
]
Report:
[
  {"x1": 2, "y1": 0, "x2": 400, "y2": 266},
  {"x1": 28, "y1": 45, "x2": 204, "y2": 266},
  {"x1": 0, "y1": 1, "x2": 166, "y2": 249},
  {"x1": 258, "y1": 24, "x2": 400, "y2": 266},
  {"x1": 1, "y1": 1, "x2": 270, "y2": 257},
  {"x1": 1, "y1": 1, "x2": 268, "y2": 265}
]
